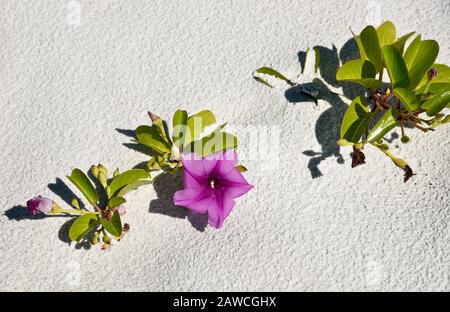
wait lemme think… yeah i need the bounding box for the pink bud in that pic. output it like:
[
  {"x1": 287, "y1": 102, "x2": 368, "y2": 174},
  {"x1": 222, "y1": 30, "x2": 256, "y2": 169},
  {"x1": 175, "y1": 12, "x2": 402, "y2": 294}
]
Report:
[{"x1": 26, "y1": 196, "x2": 53, "y2": 215}]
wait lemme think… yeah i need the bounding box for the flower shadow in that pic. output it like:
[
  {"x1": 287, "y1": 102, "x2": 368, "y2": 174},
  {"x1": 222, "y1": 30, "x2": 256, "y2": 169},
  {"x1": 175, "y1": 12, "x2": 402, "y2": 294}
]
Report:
[{"x1": 149, "y1": 171, "x2": 208, "y2": 232}]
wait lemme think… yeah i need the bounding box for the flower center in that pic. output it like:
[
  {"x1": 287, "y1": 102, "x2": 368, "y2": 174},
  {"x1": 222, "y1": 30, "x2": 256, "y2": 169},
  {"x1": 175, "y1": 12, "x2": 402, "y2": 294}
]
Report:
[{"x1": 207, "y1": 176, "x2": 219, "y2": 189}]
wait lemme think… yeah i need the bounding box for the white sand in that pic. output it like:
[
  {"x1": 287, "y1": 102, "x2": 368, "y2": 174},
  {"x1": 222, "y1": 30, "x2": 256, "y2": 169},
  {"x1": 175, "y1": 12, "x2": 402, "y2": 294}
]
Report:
[{"x1": 1, "y1": 0, "x2": 449, "y2": 291}]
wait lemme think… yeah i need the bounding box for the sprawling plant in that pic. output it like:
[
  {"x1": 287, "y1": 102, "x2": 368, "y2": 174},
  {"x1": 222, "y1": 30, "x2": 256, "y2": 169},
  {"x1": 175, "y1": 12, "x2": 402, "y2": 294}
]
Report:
[
  {"x1": 27, "y1": 165, "x2": 151, "y2": 249},
  {"x1": 254, "y1": 21, "x2": 450, "y2": 181}
]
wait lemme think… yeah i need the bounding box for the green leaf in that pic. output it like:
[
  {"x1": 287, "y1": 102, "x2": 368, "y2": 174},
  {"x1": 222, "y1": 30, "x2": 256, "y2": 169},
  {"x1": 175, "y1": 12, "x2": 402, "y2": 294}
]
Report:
[
  {"x1": 421, "y1": 84, "x2": 450, "y2": 116},
  {"x1": 300, "y1": 47, "x2": 310, "y2": 74},
  {"x1": 69, "y1": 213, "x2": 99, "y2": 242},
  {"x1": 254, "y1": 67, "x2": 294, "y2": 86},
  {"x1": 351, "y1": 29, "x2": 367, "y2": 60},
  {"x1": 382, "y1": 45, "x2": 410, "y2": 88},
  {"x1": 313, "y1": 47, "x2": 320, "y2": 73},
  {"x1": 394, "y1": 88, "x2": 420, "y2": 111},
  {"x1": 185, "y1": 110, "x2": 216, "y2": 144},
  {"x1": 403, "y1": 35, "x2": 439, "y2": 89},
  {"x1": 116, "y1": 180, "x2": 152, "y2": 198},
  {"x1": 108, "y1": 196, "x2": 126, "y2": 208},
  {"x1": 67, "y1": 169, "x2": 99, "y2": 205},
  {"x1": 109, "y1": 169, "x2": 151, "y2": 198},
  {"x1": 253, "y1": 76, "x2": 273, "y2": 88},
  {"x1": 376, "y1": 21, "x2": 396, "y2": 48},
  {"x1": 172, "y1": 110, "x2": 188, "y2": 148},
  {"x1": 340, "y1": 96, "x2": 370, "y2": 143},
  {"x1": 336, "y1": 59, "x2": 381, "y2": 89},
  {"x1": 187, "y1": 131, "x2": 237, "y2": 157},
  {"x1": 360, "y1": 25, "x2": 383, "y2": 72},
  {"x1": 100, "y1": 210, "x2": 122, "y2": 238},
  {"x1": 392, "y1": 31, "x2": 415, "y2": 54},
  {"x1": 136, "y1": 125, "x2": 171, "y2": 154},
  {"x1": 367, "y1": 106, "x2": 398, "y2": 143}
]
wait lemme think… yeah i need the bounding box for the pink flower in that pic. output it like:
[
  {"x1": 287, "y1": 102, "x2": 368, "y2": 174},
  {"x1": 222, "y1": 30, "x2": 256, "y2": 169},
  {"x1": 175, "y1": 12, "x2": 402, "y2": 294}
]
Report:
[
  {"x1": 26, "y1": 196, "x2": 53, "y2": 216},
  {"x1": 174, "y1": 151, "x2": 253, "y2": 228}
]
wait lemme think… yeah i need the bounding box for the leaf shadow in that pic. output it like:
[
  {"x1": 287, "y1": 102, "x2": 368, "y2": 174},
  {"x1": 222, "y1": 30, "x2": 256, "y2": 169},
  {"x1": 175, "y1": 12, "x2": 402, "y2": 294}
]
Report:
[
  {"x1": 149, "y1": 171, "x2": 208, "y2": 232},
  {"x1": 115, "y1": 128, "x2": 157, "y2": 157},
  {"x1": 286, "y1": 38, "x2": 368, "y2": 178}
]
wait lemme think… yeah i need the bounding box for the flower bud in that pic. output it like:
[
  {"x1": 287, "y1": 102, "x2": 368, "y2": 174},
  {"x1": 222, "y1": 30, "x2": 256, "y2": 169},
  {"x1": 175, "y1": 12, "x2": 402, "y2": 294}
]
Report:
[
  {"x1": 91, "y1": 232, "x2": 99, "y2": 245},
  {"x1": 97, "y1": 163, "x2": 108, "y2": 177},
  {"x1": 26, "y1": 196, "x2": 53, "y2": 215},
  {"x1": 71, "y1": 198, "x2": 80, "y2": 210},
  {"x1": 428, "y1": 68, "x2": 438, "y2": 81},
  {"x1": 401, "y1": 135, "x2": 410, "y2": 144},
  {"x1": 98, "y1": 171, "x2": 108, "y2": 188},
  {"x1": 90, "y1": 165, "x2": 99, "y2": 178},
  {"x1": 380, "y1": 144, "x2": 389, "y2": 150}
]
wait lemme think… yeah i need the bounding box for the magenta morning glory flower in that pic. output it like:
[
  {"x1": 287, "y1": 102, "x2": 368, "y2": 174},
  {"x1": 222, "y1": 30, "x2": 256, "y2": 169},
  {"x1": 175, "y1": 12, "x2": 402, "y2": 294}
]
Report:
[
  {"x1": 26, "y1": 196, "x2": 53, "y2": 216},
  {"x1": 173, "y1": 150, "x2": 253, "y2": 228}
]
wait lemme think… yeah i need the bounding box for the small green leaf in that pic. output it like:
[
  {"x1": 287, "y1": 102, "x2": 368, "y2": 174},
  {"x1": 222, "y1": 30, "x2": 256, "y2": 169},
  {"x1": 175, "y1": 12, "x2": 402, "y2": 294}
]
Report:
[
  {"x1": 136, "y1": 125, "x2": 171, "y2": 154},
  {"x1": 172, "y1": 110, "x2": 188, "y2": 148},
  {"x1": 421, "y1": 84, "x2": 450, "y2": 116},
  {"x1": 236, "y1": 164, "x2": 248, "y2": 173},
  {"x1": 67, "y1": 169, "x2": 99, "y2": 205},
  {"x1": 185, "y1": 110, "x2": 216, "y2": 144},
  {"x1": 187, "y1": 131, "x2": 237, "y2": 157},
  {"x1": 254, "y1": 67, "x2": 294, "y2": 86},
  {"x1": 108, "y1": 196, "x2": 126, "y2": 209},
  {"x1": 336, "y1": 59, "x2": 381, "y2": 89},
  {"x1": 109, "y1": 169, "x2": 151, "y2": 198},
  {"x1": 116, "y1": 180, "x2": 152, "y2": 198},
  {"x1": 100, "y1": 210, "x2": 122, "y2": 238},
  {"x1": 382, "y1": 45, "x2": 410, "y2": 89},
  {"x1": 392, "y1": 31, "x2": 415, "y2": 54},
  {"x1": 313, "y1": 47, "x2": 320, "y2": 73},
  {"x1": 376, "y1": 21, "x2": 396, "y2": 48},
  {"x1": 360, "y1": 25, "x2": 383, "y2": 72},
  {"x1": 253, "y1": 76, "x2": 273, "y2": 88},
  {"x1": 340, "y1": 96, "x2": 370, "y2": 143},
  {"x1": 69, "y1": 213, "x2": 99, "y2": 242},
  {"x1": 394, "y1": 88, "x2": 420, "y2": 111},
  {"x1": 367, "y1": 106, "x2": 398, "y2": 143},
  {"x1": 403, "y1": 36, "x2": 439, "y2": 89}
]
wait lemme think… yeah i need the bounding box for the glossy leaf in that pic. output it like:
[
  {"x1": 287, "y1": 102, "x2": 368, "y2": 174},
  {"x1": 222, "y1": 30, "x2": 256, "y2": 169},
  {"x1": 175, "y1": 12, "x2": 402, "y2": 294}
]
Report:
[
  {"x1": 67, "y1": 169, "x2": 99, "y2": 205},
  {"x1": 254, "y1": 67, "x2": 294, "y2": 86},
  {"x1": 394, "y1": 88, "x2": 420, "y2": 111},
  {"x1": 187, "y1": 131, "x2": 237, "y2": 157},
  {"x1": 136, "y1": 125, "x2": 171, "y2": 154},
  {"x1": 403, "y1": 36, "x2": 439, "y2": 89},
  {"x1": 100, "y1": 210, "x2": 122, "y2": 238},
  {"x1": 392, "y1": 31, "x2": 415, "y2": 55},
  {"x1": 172, "y1": 110, "x2": 188, "y2": 148},
  {"x1": 109, "y1": 169, "x2": 151, "y2": 198},
  {"x1": 336, "y1": 59, "x2": 381, "y2": 89},
  {"x1": 108, "y1": 196, "x2": 126, "y2": 209},
  {"x1": 360, "y1": 25, "x2": 383, "y2": 72},
  {"x1": 421, "y1": 84, "x2": 450, "y2": 116},
  {"x1": 116, "y1": 180, "x2": 152, "y2": 198},
  {"x1": 376, "y1": 21, "x2": 396, "y2": 48},
  {"x1": 382, "y1": 45, "x2": 410, "y2": 88},
  {"x1": 69, "y1": 213, "x2": 99, "y2": 242},
  {"x1": 185, "y1": 110, "x2": 216, "y2": 144},
  {"x1": 340, "y1": 96, "x2": 370, "y2": 143},
  {"x1": 367, "y1": 106, "x2": 398, "y2": 143}
]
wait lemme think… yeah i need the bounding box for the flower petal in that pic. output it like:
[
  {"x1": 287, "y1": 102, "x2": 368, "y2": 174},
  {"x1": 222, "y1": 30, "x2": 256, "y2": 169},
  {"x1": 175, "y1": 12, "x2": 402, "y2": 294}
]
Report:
[
  {"x1": 207, "y1": 189, "x2": 235, "y2": 229},
  {"x1": 204, "y1": 150, "x2": 238, "y2": 165},
  {"x1": 213, "y1": 160, "x2": 251, "y2": 186},
  {"x1": 174, "y1": 187, "x2": 210, "y2": 213},
  {"x1": 223, "y1": 183, "x2": 254, "y2": 199}
]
